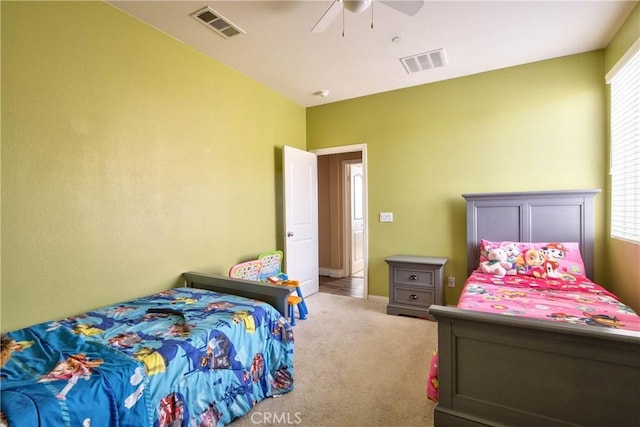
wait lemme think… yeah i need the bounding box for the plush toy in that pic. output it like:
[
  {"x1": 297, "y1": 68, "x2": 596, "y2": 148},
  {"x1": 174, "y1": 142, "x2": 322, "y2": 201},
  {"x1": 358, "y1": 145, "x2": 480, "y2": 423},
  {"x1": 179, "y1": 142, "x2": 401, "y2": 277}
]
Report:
[
  {"x1": 523, "y1": 248, "x2": 545, "y2": 278},
  {"x1": 499, "y1": 242, "x2": 521, "y2": 275},
  {"x1": 479, "y1": 248, "x2": 512, "y2": 277},
  {"x1": 540, "y1": 242, "x2": 568, "y2": 260}
]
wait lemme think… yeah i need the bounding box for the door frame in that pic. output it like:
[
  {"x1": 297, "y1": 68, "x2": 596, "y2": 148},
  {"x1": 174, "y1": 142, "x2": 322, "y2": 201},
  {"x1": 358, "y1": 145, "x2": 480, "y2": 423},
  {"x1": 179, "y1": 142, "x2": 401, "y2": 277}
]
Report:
[{"x1": 311, "y1": 144, "x2": 368, "y2": 299}]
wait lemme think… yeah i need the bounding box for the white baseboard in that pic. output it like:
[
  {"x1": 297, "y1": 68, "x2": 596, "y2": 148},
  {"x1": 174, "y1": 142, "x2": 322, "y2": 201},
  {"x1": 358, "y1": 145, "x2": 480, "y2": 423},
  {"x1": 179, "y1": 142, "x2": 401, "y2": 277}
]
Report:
[
  {"x1": 319, "y1": 267, "x2": 344, "y2": 278},
  {"x1": 367, "y1": 295, "x2": 388, "y2": 304}
]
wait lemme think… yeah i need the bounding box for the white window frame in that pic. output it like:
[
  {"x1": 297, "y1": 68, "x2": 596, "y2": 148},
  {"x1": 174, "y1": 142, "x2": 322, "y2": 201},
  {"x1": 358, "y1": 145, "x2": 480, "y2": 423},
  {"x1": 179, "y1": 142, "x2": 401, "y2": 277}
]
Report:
[{"x1": 606, "y1": 38, "x2": 640, "y2": 244}]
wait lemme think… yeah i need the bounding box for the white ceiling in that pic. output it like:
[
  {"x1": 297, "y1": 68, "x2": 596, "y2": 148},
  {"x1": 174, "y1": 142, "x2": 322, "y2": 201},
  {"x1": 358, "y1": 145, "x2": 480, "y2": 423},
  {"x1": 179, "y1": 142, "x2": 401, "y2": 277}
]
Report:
[{"x1": 108, "y1": 1, "x2": 637, "y2": 107}]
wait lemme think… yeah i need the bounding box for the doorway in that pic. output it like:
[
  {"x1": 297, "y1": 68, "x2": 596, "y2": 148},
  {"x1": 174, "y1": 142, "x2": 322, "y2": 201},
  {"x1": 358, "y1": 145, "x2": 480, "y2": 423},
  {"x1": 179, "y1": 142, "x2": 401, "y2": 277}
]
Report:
[{"x1": 313, "y1": 144, "x2": 368, "y2": 299}]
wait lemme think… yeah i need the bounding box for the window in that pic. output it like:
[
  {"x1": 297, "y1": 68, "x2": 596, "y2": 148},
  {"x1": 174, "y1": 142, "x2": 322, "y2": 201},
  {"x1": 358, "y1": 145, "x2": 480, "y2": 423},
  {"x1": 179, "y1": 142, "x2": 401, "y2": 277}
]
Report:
[{"x1": 606, "y1": 39, "x2": 640, "y2": 244}]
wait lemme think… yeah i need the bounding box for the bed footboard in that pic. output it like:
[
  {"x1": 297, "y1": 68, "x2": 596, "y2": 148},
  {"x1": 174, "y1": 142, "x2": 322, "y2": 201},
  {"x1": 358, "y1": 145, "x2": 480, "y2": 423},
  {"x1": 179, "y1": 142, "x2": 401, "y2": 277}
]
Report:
[
  {"x1": 429, "y1": 305, "x2": 640, "y2": 427},
  {"x1": 182, "y1": 272, "x2": 291, "y2": 317}
]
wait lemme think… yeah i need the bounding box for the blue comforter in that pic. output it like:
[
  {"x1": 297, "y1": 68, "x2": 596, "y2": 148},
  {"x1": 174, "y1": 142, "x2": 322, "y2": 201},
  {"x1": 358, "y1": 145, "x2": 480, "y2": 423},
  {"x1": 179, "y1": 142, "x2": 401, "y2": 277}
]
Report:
[{"x1": 1, "y1": 288, "x2": 294, "y2": 426}]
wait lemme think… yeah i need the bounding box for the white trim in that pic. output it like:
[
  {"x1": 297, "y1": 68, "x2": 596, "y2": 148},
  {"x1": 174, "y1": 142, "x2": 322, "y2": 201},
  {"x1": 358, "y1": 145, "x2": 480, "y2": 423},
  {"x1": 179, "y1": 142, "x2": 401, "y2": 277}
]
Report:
[
  {"x1": 605, "y1": 37, "x2": 640, "y2": 83},
  {"x1": 312, "y1": 143, "x2": 367, "y2": 156},
  {"x1": 319, "y1": 267, "x2": 344, "y2": 278},
  {"x1": 367, "y1": 295, "x2": 388, "y2": 305}
]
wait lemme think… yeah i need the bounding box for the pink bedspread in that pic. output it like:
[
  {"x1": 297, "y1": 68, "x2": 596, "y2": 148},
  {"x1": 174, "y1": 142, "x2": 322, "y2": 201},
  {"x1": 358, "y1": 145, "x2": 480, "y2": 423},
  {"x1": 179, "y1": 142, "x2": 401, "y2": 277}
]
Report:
[{"x1": 458, "y1": 271, "x2": 640, "y2": 332}]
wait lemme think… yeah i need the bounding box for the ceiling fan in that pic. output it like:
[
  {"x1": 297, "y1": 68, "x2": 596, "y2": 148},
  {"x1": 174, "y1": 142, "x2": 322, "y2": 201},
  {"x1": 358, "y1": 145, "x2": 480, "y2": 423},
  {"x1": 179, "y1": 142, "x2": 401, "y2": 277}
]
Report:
[{"x1": 311, "y1": 0, "x2": 424, "y2": 33}]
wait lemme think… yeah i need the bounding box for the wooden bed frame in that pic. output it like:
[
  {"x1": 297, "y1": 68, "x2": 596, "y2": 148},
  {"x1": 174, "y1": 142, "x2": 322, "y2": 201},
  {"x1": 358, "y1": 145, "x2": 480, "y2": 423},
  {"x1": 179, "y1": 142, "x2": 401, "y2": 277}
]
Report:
[
  {"x1": 429, "y1": 189, "x2": 640, "y2": 427},
  {"x1": 182, "y1": 271, "x2": 291, "y2": 317}
]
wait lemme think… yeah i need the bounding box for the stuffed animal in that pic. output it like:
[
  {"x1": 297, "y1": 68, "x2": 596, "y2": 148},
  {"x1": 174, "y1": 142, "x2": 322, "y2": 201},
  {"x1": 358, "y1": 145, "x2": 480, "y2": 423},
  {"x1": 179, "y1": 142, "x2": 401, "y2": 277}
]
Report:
[
  {"x1": 523, "y1": 248, "x2": 545, "y2": 278},
  {"x1": 499, "y1": 242, "x2": 521, "y2": 275},
  {"x1": 479, "y1": 248, "x2": 512, "y2": 277}
]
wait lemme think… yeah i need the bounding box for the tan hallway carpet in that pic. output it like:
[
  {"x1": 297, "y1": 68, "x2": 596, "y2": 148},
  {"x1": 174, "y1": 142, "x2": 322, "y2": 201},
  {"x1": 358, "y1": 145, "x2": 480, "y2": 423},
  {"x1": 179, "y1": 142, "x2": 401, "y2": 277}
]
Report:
[{"x1": 231, "y1": 292, "x2": 437, "y2": 426}]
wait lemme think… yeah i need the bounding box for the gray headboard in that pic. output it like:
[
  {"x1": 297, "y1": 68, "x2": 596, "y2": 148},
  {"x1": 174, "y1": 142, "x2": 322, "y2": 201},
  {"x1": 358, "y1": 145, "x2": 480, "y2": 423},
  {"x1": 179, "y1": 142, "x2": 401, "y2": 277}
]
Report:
[{"x1": 463, "y1": 189, "x2": 601, "y2": 280}]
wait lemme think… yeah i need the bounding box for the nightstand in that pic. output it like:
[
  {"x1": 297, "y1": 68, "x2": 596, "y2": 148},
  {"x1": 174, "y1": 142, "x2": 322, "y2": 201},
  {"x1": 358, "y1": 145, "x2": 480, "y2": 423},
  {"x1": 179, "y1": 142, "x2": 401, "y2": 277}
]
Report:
[{"x1": 385, "y1": 255, "x2": 448, "y2": 319}]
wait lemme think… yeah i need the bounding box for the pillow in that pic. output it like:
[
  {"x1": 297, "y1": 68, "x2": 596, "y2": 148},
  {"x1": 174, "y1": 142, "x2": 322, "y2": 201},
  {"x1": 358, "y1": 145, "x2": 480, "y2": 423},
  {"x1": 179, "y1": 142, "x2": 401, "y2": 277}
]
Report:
[{"x1": 479, "y1": 239, "x2": 587, "y2": 280}]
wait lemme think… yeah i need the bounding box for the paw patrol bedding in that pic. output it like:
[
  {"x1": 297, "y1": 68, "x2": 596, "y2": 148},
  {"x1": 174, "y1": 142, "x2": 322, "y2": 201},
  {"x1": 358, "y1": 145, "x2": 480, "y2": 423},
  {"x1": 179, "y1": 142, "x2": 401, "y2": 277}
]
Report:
[
  {"x1": 0, "y1": 288, "x2": 294, "y2": 426},
  {"x1": 459, "y1": 271, "x2": 640, "y2": 331}
]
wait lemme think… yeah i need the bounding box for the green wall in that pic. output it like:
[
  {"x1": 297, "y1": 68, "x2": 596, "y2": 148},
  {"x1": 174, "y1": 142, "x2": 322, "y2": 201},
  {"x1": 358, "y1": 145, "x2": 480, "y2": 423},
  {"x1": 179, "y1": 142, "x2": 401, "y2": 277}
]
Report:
[
  {"x1": 1, "y1": 1, "x2": 306, "y2": 332},
  {"x1": 3, "y1": 1, "x2": 635, "y2": 332},
  {"x1": 307, "y1": 52, "x2": 608, "y2": 303}
]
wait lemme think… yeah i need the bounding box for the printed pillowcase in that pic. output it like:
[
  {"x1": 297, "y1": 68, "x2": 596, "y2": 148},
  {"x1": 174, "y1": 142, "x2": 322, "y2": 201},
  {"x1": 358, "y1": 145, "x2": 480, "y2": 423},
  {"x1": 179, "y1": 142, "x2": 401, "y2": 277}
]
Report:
[{"x1": 479, "y1": 239, "x2": 587, "y2": 281}]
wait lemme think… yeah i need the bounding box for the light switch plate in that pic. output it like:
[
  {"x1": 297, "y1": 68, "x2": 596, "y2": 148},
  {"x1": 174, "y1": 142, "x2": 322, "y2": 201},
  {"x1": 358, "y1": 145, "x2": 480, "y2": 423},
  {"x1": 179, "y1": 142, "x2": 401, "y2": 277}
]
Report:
[{"x1": 379, "y1": 212, "x2": 393, "y2": 222}]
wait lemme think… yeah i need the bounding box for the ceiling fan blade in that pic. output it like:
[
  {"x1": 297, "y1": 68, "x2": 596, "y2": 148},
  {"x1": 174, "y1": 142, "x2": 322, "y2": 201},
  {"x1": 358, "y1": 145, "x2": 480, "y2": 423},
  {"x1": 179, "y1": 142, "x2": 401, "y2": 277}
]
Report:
[
  {"x1": 380, "y1": 0, "x2": 424, "y2": 16},
  {"x1": 311, "y1": 0, "x2": 343, "y2": 33}
]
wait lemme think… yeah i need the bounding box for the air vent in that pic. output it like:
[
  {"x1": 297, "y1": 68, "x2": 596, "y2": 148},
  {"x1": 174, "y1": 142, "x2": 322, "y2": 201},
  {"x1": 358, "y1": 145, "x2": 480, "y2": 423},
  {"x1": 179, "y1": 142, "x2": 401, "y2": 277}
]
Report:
[
  {"x1": 191, "y1": 7, "x2": 245, "y2": 39},
  {"x1": 400, "y1": 48, "x2": 448, "y2": 74}
]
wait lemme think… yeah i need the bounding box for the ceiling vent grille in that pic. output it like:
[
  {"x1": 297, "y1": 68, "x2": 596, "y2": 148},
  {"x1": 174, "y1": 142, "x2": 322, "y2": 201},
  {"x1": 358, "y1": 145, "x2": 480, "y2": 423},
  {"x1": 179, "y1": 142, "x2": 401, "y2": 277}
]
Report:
[
  {"x1": 191, "y1": 7, "x2": 245, "y2": 39},
  {"x1": 400, "y1": 48, "x2": 448, "y2": 74}
]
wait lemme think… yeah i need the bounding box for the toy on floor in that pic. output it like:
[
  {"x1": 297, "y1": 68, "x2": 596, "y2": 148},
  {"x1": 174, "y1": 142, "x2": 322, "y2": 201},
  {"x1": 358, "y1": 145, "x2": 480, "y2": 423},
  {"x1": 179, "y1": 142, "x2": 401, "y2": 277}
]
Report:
[
  {"x1": 227, "y1": 252, "x2": 308, "y2": 325},
  {"x1": 257, "y1": 250, "x2": 308, "y2": 324}
]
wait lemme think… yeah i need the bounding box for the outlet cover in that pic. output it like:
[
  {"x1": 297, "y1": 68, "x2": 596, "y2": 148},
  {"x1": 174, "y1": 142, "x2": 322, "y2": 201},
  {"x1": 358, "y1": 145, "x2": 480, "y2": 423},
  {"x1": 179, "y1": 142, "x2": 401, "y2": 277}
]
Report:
[{"x1": 379, "y1": 212, "x2": 393, "y2": 222}]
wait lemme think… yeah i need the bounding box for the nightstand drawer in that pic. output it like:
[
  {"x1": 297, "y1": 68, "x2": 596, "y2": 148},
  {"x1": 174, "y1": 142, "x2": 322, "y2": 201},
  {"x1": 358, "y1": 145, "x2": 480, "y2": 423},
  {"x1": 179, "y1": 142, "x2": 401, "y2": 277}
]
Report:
[
  {"x1": 385, "y1": 255, "x2": 447, "y2": 318},
  {"x1": 394, "y1": 268, "x2": 434, "y2": 287},
  {"x1": 393, "y1": 287, "x2": 434, "y2": 308}
]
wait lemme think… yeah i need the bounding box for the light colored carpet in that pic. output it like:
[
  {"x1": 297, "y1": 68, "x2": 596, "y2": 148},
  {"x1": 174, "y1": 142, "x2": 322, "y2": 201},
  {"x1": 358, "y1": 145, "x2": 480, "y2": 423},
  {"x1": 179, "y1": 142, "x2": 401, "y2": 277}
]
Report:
[{"x1": 231, "y1": 292, "x2": 437, "y2": 426}]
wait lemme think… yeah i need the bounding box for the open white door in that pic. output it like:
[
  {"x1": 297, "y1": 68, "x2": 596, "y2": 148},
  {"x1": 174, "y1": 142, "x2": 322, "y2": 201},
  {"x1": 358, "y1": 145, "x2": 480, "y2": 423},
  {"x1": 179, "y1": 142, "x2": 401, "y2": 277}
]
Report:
[
  {"x1": 348, "y1": 163, "x2": 365, "y2": 275},
  {"x1": 283, "y1": 146, "x2": 319, "y2": 297}
]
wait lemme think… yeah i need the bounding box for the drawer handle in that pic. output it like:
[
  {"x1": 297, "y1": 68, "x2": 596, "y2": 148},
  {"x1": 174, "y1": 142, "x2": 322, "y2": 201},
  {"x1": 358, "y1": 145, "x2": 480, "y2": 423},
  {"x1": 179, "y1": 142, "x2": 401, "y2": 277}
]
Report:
[
  {"x1": 409, "y1": 294, "x2": 419, "y2": 300},
  {"x1": 409, "y1": 275, "x2": 418, "y2": 281}
]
